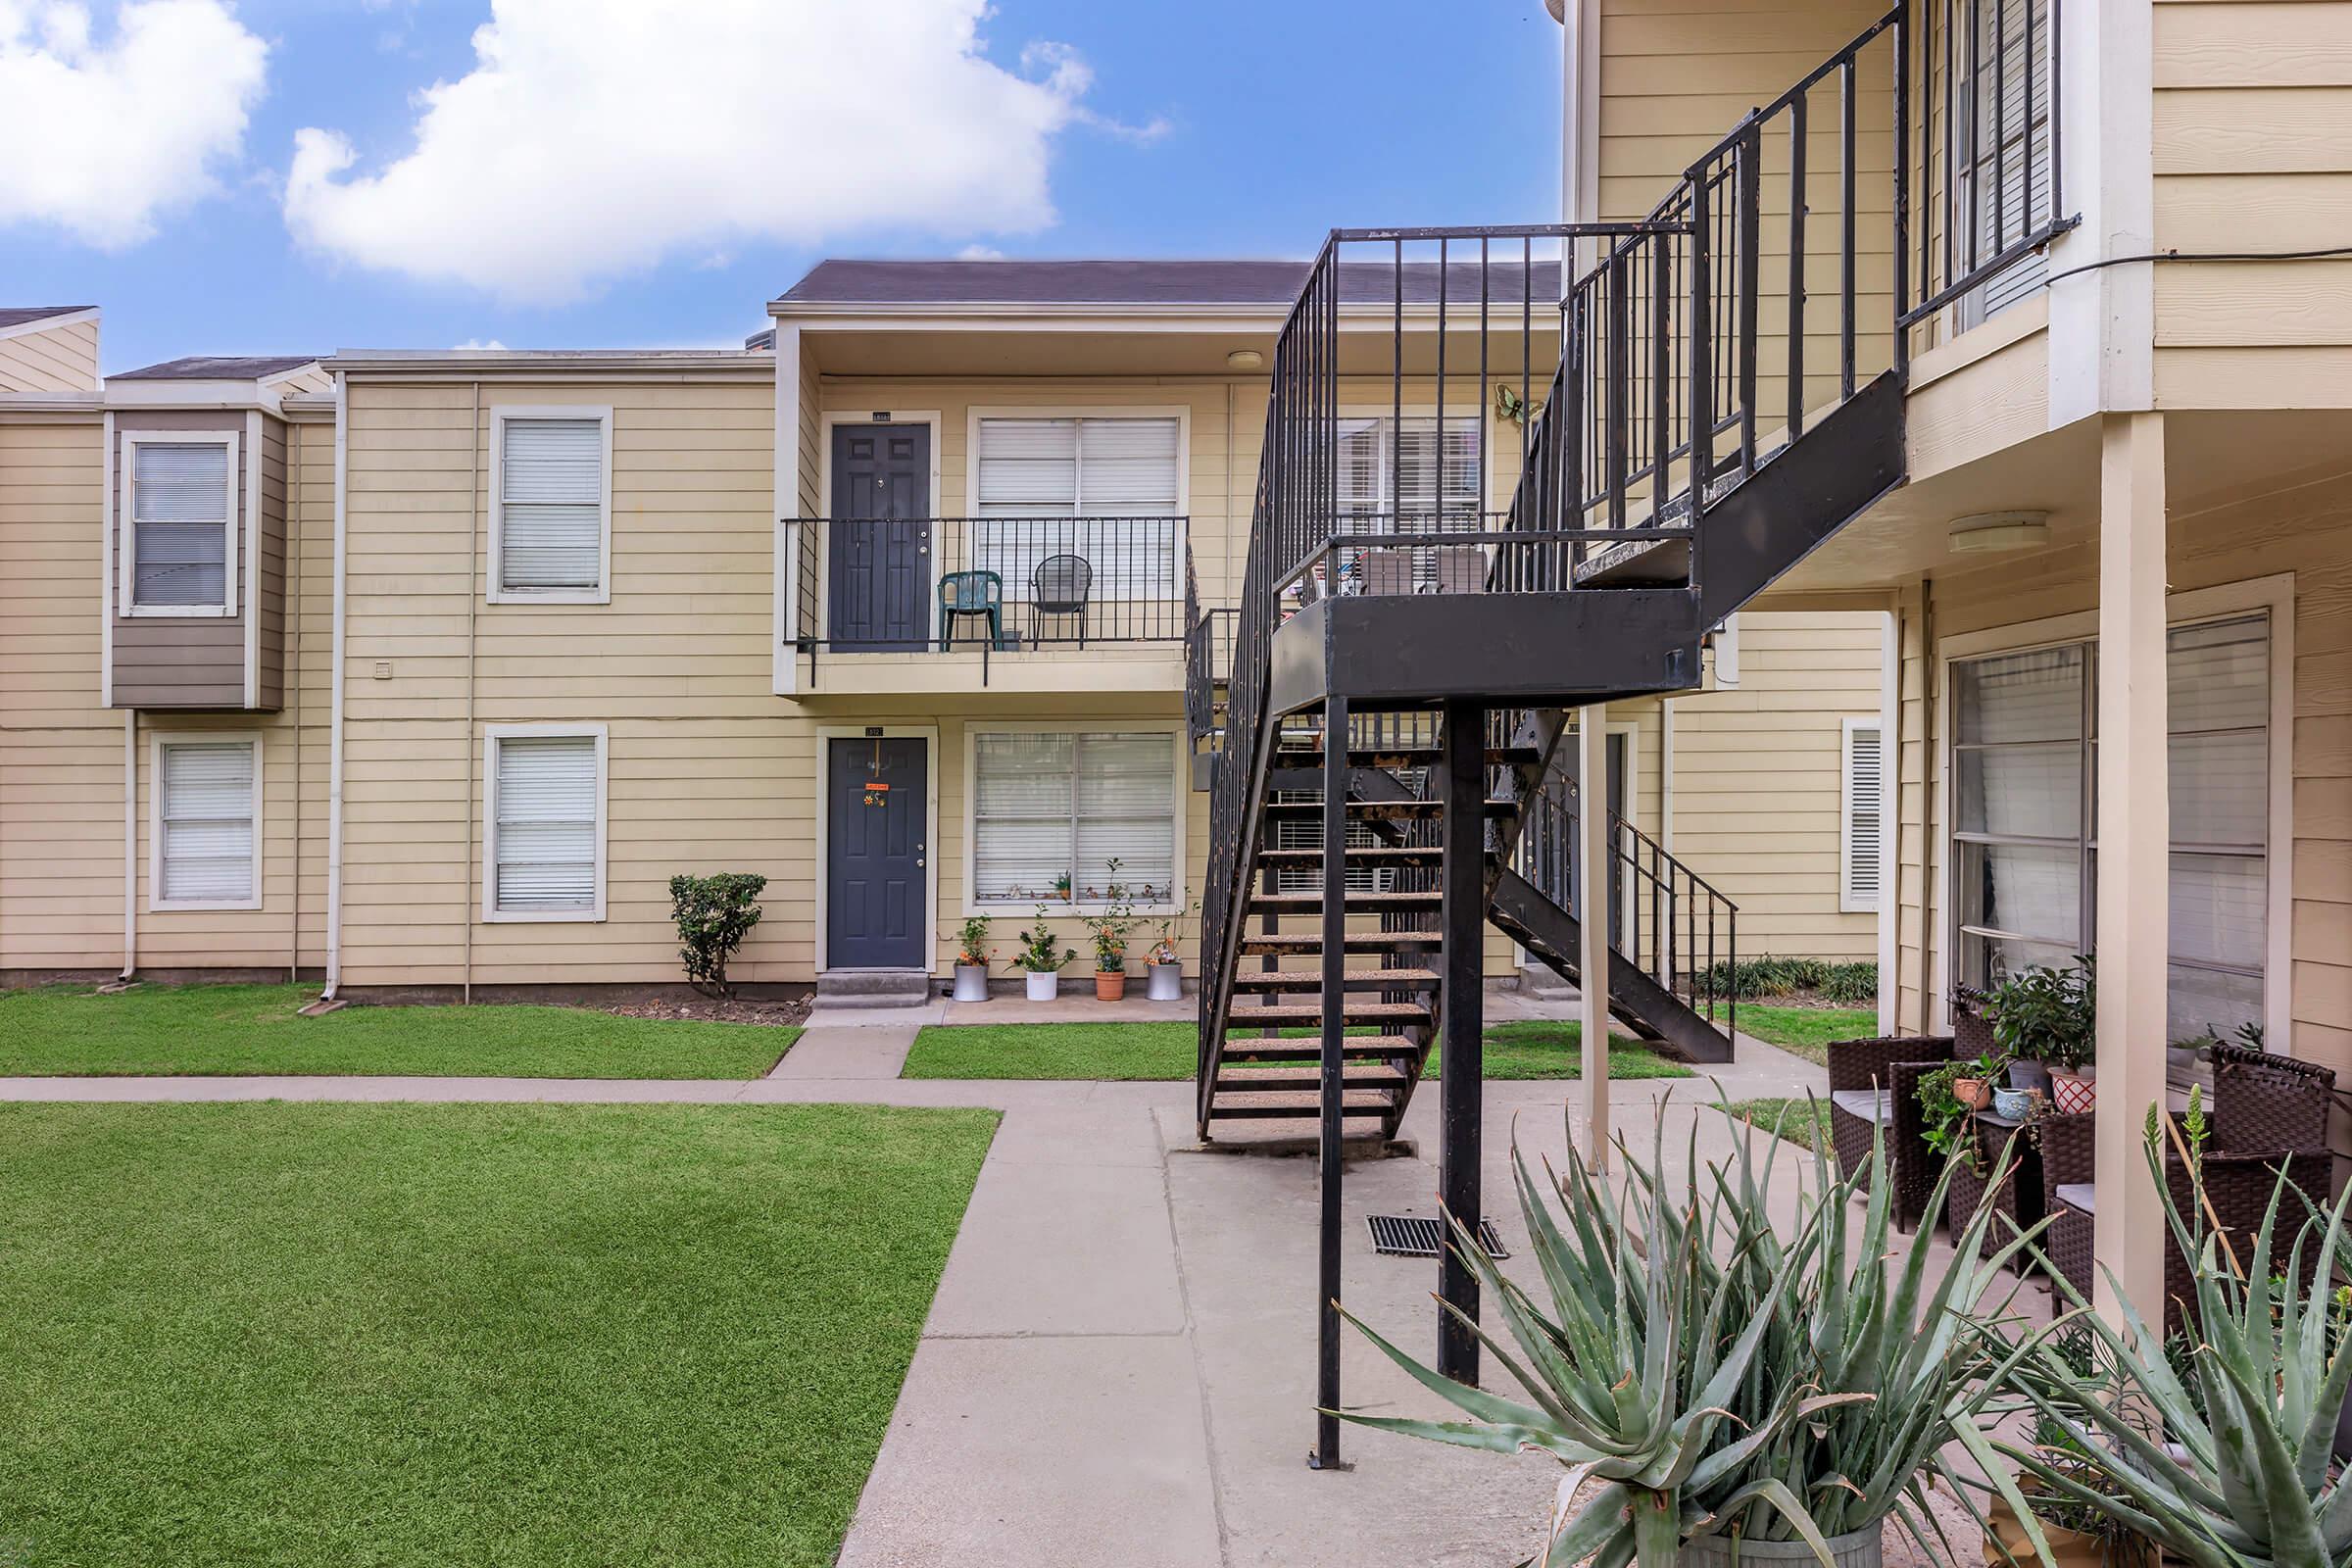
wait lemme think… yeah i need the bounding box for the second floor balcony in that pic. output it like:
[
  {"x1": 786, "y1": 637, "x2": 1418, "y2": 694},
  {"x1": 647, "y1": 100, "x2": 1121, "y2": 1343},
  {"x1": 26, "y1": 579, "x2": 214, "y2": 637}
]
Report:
[{"x1": 782, "y1": 513, "x2": 1195, "y2": 697}]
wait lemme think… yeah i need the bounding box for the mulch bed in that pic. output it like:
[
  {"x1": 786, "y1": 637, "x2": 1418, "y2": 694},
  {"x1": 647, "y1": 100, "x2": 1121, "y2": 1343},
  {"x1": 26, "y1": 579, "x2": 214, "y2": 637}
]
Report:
[{"x1": 597, "y1": 994, "x2": 812, "y2": 1028}]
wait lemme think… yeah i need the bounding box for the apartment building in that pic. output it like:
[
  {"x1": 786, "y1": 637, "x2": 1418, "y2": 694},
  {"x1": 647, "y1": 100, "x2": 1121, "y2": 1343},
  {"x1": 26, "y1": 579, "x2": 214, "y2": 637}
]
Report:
[{"x1": 0, "y1": 276, "x2": 1883, "y2": 997}]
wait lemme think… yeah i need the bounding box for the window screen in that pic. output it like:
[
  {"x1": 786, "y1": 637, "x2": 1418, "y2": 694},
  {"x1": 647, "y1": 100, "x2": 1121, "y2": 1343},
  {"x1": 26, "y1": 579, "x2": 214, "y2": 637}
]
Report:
[
  {"x1": 972, "y1": 730, "x2": 1175, "y2": 904},
  {"x1": 131, "y1": 441, "x2": 231, "y2": 610},
  {"x1": 499, "y1": 417, "x2": 606, "y2": 593},
  {"x1": 493, "y1": 734, "x2": 600, "y2": 914},
  {"x1": 159, "y1": 740, "x2": 256, "y2": 904},
  {"x1": 971, "y1": 417, "x2": 1180, "y2": 601}
]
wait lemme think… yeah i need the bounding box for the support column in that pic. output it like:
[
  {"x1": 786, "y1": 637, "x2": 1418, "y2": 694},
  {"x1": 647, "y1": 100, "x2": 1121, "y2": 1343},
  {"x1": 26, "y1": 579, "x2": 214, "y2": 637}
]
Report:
[
  {"x1": 1578, "y1": 709, "x2": 1613, "y2": 1167},
  {"x1": 2092, "y1": 412, "x2": 2169, "y2": 1323},
  {"x1": 1439, "y1": 702, "x2": 1485, "y2": 1384},
  {"x1": 1310, "y1": 695, "x2": 1349, "y2": 1470}
]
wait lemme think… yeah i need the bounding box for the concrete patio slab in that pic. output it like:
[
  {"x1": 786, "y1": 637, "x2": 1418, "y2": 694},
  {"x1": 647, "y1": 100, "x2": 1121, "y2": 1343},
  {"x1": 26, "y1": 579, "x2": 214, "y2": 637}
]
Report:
[
  {"x1": 834, "y1": 1333, "x2": 1222, "y2": 1568},
  {"x1": 925, "y1": 1153, "x2": 1187, "y2": 1338}
]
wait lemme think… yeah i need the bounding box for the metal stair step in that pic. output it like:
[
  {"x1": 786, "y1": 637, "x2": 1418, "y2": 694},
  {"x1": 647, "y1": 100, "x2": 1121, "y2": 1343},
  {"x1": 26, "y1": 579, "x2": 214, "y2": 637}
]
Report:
[
  {"x1": 1247, "y1": 890, "x2": 1442, "y2": 914},
  {"x1": 1254, "y1": 845, "x2": 1442, "y2": 864},
  {"x1": 1215, "y1": 1062, "x2": 1411, "y2": 1092},
  {"x1": 1228, "y1": 1001, "x2": 1433, "y2": 1027},
  {"x1": 1271, "y1": 744, "x2": 1544, "y2": 769},
  {"x1": 1261, "y1": 798, "x2": 1515, "y2": 820},
  {"x1": 1230, "y1": 967, "x2": 1440, "y2": 992},
  {"x1": 1217, "y1": 1038, "x2": 1422, "y2": 1063},
  {"x1": 1206, "y1": 1088, "x2": 1396, "y2": 1120},
  {"x1": 1235, "y1": 932, "x2": 1435, "y2": 956}
]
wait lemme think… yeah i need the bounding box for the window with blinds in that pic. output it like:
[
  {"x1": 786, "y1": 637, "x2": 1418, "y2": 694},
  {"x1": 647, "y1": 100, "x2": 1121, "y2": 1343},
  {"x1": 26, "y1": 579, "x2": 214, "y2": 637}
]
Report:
[
  {"x1": 496, "y1": 414, "x2": 608, "y2": 598},
  {"x1": 156, "y1": 738, "x2": 258, "y2": 906},
  {"x1": 971, "y1": 730, "x2": 1176, "y2": 906},
  {"x1": 1335, "y1": 416, "x2": 1482, "y2": 523},
  {"x1": 1949, "y1": 612, "x2": 2272, "y2": 1042},
  {"x1": 490, "y1": 732, "x2": 603, "y2": 917},
  {"x1": 1841, "y1": 720, "x2": 1884, "y2": 912},
  {"x1": 971, "y1": 416, "x2": 1181, "y2": 601},
  {"x1": 127, "y1": 437, "x2": 234, "y2": 612},
  {"x1": 1957, "y1": 0, "x2": 2054, "y2": 325}
]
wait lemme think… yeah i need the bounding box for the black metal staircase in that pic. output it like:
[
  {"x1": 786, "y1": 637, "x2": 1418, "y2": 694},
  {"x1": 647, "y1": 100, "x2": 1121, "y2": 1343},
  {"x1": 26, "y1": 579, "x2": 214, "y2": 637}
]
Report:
[{"x1": 1178, "y1": 0, "x2": 2089, "y2": 1468}]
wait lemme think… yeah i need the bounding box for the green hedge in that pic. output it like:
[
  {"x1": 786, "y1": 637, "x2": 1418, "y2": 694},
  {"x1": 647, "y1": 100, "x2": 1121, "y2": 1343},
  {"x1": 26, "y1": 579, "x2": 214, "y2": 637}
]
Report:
[{"x1": 1696, "y1": 955, "x2": 1877, "y2": 1004}]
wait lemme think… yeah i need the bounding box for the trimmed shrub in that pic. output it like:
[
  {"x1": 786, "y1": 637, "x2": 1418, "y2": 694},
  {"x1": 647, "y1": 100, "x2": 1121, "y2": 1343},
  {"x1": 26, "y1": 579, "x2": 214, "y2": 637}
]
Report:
[
  {"x1": 1697, "y1": 955, "x2": 1878, "y2": 1004},
  {"x1": 669, "y1": 873, "x2": 767, "y2": 998}
]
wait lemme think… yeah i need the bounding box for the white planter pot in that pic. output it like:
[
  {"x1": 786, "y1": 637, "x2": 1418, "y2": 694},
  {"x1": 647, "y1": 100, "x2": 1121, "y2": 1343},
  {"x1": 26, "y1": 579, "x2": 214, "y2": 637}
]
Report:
[
  {"x1": 1024, "y1": 969, "x2": 1059, "y2": 1003},
  {"x1": 1682, "y1": 1525, "x2": 1883, "y2": 1568},
  {"x1": 952, "y1": 963, "x2": 989, "y2": 1003},
  {"x1": 1146, "y1": 962, "x2": 1183, "y2": 1002}
]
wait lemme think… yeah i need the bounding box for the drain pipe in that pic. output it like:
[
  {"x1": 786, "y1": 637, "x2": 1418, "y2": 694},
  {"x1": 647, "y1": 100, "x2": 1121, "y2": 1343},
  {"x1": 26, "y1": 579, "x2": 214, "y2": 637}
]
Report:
[
  {"x1": 119, "y1": 710, "x2": 135, "y2": 980},
  {"x1": 287, "y1": 417, "x2": 304, "y2": 982},
  {"x1": 321, "y1": 371, "x2": 349, "y2": 1001},
  {"x1": 462, "y1": 381, "x2": 482, "y2": 1004}
]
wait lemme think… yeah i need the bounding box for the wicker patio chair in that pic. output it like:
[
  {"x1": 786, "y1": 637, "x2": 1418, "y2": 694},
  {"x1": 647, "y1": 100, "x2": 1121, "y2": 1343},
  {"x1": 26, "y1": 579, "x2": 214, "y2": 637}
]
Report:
[
  {"x1": 1826, "y1": 1035, "x2": 1954, "y2": 1232},
  {"x1": 2212, "y1": 1039, "x2": 2336, "y2": 1153}
]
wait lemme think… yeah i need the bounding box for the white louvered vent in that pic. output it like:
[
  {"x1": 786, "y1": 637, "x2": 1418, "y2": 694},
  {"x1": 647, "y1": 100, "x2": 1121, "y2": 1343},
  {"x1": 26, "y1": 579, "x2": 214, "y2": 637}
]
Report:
[
  {"x1": 494, "y1": 734, "x2": 600, "y2": 914},
  {"x1": 499, "y1": 416, "x2": 606, "y2": 593},
  {"x1": 160, "y1": 740, "x2": 257, "y2": 905},
  {"x1": 1842, "y1": 720, "x2": 1884, "y2": 912}
]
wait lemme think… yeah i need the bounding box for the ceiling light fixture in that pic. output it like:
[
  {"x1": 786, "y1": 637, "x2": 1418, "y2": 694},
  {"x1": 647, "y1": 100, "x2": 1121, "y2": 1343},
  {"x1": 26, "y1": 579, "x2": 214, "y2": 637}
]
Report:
[
  {"x1": 1948, "y1": 511, "x2": 2051, "y2": 554},
  {"x1": 1225, "y1": 348, "x2": 1264, "y2": 370}
]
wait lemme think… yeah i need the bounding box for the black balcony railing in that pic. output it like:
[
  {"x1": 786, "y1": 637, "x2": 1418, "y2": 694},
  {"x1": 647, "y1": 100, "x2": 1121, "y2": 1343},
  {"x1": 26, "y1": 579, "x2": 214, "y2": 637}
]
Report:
[{"x1": 786, "y1": 514, "x2": 1192, "y2": 656}]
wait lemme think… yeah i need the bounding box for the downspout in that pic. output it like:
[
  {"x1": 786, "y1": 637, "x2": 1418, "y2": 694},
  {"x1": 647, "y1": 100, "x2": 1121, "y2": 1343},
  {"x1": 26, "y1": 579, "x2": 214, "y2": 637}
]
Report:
[
  {"x1": 120, "y1": 711, "x2": 135, "y2": 980},
  {"x1": 463, "y1": 382, "x2": 482, "y2": 1004},
  {"x1": 322, "y1": 372, "x2": 348, "y2": 1000},
  {"x1": 287, "y1": 419, "x2": 303, "y2": 982}
]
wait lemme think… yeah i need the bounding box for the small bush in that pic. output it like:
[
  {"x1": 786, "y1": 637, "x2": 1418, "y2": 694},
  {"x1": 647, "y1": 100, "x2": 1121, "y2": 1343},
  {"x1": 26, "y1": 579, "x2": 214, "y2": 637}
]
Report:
[
  {"x1": 1697, "y1": 955, "x2": 1878, "y2": 1004},
  {"x1": 669, "y1": 873, "x2": 767, "y2": 998}
]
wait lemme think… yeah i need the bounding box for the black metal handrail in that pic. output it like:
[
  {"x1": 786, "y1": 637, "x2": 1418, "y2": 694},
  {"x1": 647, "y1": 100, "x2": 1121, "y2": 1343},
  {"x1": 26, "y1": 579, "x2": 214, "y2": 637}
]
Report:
[
  {"x1": 787, "y1": 514, "x2": 1192, "y2": 651},
  {"x1": 1513, "y1": 775, "x2": 1739, "y2": 1041}
]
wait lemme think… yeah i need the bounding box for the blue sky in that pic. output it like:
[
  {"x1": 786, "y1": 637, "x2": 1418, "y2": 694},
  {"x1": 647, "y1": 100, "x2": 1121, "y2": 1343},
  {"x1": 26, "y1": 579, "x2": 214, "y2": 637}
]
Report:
[{"x1": 2, "y1": 1, "x2": 1566, "y2": 374}]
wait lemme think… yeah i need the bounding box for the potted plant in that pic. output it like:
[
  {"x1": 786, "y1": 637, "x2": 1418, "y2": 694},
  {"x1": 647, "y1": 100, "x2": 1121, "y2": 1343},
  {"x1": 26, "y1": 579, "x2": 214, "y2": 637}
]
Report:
[
  {"x1": 1337, "y1": 1102, "x2": 2041, "y2": 1568},
  {"x1": 1084, "y1": 861, "x2": 1139, "y2": 1002},
  {"x1": 1009, "y1": 905, "x2": 1074, "y2": 1002},
  {"x1": 1052, "y1": 871, "x2": 1073, "y2": 904},
  {"x1": 953, "y1": 914, "x2": 992, "y2": 1003},
  {"x1": 1918, "y1": 1058, "x2": 1988, "y2": 1176},
  {"x1": 1949, "y1": 1047, "x2": 2004, "y2": 1111},
  {"x1": 1989, "y1": 1107, "x2": 2352, "y2": 1568},
  {"x1": 1145, "y1": 902, "x2": 1194, "y2": 1003},
  {"x1": 1971, "y1": 956, "x2": 2095, "y2": 1107}
]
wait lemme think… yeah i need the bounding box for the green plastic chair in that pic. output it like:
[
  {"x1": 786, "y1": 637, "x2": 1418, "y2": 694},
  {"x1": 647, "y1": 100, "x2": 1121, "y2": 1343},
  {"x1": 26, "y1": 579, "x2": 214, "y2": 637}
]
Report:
[{"x1": 938, "y1": 569, "x2": 1007, "y2": 650}]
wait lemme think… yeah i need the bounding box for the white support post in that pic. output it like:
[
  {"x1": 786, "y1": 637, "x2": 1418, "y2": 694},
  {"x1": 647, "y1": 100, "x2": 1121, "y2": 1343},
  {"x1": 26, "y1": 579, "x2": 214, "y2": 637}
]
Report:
[
  {"x1": 1578, "y1": 709, "x2": 1613, "y2": 1167},
  {"x1": 2092, "y1": 411, "x2": 2169, "y2": 1323}
]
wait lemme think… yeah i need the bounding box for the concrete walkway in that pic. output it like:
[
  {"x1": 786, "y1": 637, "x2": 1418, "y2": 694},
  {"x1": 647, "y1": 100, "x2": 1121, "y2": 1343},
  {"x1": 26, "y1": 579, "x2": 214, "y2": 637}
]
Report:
[{"x1": 3, "y1": 1021, "x2": 1867, "y2": 1566}]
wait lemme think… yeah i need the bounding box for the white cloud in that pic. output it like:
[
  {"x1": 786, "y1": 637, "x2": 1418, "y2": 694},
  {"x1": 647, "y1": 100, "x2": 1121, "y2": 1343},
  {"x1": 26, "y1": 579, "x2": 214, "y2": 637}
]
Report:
[
  {"x1": 284, "y1": 0, "x2": 1132, "y2": 301},
  {"x1": 0, "y1": 0, "x2": 269, "y2": 248},
  {"x1": 452, "y1": 338, "x2": 508, "y2": 351},
  {"x1": 956, "y1": 244, "x2": 1005, "y2": 262}
]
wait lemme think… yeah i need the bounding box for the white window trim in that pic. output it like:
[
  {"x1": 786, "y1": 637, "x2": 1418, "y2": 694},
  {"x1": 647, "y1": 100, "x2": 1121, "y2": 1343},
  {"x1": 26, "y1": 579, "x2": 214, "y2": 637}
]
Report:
[
  {"x1": 1931, "y1": 572, "x2": 2294, "y2": 1047},
  {"x1": 488, "y1": 406, "x2": 613, "y2": 606},
  {"x1": 961, "y1": 720, "x2": 1186, "y2": 917},
  {"x1": 1840, "y1": 716, "x2": 1884, "y2": 914},
  {"x1": 148, "y1": 731, "x2": 263, "y2": 912},
  {"x1": 482, "y1": 723, "x2": 610, "y2": 923},
  {"x1": 119, "y1": 430, "x2": 239, "y2": 618}
]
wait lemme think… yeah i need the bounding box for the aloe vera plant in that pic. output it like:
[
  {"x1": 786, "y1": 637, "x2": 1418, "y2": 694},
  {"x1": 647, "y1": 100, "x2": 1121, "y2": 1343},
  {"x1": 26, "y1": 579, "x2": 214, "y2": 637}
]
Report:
[
  {"x1": 1994, "y1": 1110, "x2": 2352, "y2": 1568},
  {"x1": 1335, "y1": 1100, "x2": 2046, "y2": 1567}
]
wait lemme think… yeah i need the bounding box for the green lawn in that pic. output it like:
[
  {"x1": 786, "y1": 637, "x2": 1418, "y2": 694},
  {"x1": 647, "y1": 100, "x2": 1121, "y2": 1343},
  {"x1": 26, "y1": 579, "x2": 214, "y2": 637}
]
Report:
[
  {"x1": 1733, "y1": 1004, "x2": 1878, "y2": 1066},
  {"x1": 900, "y1": 1018, "x2": 1691, "y2": 1081},
  {"x1": 1719, "y1": 1096, "x2": 1835, "y2": 1153},
  {"x1": 0, "y1": 1102, "x2": 995, "y2": 1568},
  {"x1": 0, "y1": 983, "x2": 800, "y2": 1078}
]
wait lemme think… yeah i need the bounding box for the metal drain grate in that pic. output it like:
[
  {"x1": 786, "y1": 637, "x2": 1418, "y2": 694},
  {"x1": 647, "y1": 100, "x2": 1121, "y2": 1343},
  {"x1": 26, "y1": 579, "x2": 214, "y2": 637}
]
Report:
[{"x1": 1367, "y1": 1214, "x2": 1508, "y2": 1259}]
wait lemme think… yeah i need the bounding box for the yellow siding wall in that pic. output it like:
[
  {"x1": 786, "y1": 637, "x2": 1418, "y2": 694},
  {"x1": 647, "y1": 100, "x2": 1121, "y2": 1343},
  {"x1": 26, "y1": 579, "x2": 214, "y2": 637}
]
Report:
[
  {"x1": 2154, "y1": 0, "x2": 2352, "y2": 407},
  {"x1": 0, "y1": 419, "x2": 117, "y2": 972},
  {"x1": 1668, "y1": 610, "x2": 1885, "y2": 959},
  {"x1": 0, "y1": 318, "x2": 99, "y2": 393},
  {"x1": 1889, "y1": 465, "x2": 2352, "y2": 1080}
]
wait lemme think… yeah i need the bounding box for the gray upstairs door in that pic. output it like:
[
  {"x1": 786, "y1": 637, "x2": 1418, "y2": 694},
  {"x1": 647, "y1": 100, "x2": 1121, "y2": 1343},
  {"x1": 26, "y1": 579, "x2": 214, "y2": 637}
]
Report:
[
  {"x1": 826, "y1": 736, "x2": 928, "y2": 970},
  {"x1": 829, "y1": 423, "x2": 932, "y2": 651}
]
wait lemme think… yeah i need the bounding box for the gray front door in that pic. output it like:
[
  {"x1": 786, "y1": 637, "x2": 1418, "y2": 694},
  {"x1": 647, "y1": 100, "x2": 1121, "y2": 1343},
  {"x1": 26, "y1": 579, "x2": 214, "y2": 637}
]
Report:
[
  {"x1": 827, "y1": 736, "x2": 927, "y2": 969},
  {"x1": 829, "y1": 424, "x2": 931, "y2": 651}
]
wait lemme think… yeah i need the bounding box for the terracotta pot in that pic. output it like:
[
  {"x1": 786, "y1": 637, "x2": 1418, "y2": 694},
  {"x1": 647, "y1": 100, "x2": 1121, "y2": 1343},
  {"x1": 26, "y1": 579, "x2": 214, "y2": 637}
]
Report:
[
  {"x1": 1953, "y1": 1076, "x2": 1992, "y2": 1110},
  {"x1": 1986, "y1": 1495, "x2": 2153, "y2": 1568},
  {"x1": 1095, "y1": 969, "x2": 1127, "y2": 1002},
  {"x1": 2050, "y1": 1067, "x2": 2097, "y2": 1114}
]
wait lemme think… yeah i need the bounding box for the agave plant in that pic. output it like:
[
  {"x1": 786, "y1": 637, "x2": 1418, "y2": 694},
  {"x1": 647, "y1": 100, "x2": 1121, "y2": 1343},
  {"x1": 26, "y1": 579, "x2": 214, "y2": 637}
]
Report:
[
  {"x1": 1334, "y1": 1099, "x2": 2047, "y2": 1568},
  {"x1": 1993, "y1": 1108, "x2": 2352, "y2": 1568}
]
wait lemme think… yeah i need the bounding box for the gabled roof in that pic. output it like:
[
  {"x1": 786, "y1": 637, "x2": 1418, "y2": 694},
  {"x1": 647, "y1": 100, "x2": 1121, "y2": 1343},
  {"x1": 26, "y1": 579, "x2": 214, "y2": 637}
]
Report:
[
  {"x1": 0, "y1": 305, "x2": 95, "y2": 330},
  {"x1": 775, "y1": 258, "x2": 1564, "y2": 313},
  {"x1": 113, "y1": 356, "x2": 319, "y2": 382}
]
